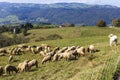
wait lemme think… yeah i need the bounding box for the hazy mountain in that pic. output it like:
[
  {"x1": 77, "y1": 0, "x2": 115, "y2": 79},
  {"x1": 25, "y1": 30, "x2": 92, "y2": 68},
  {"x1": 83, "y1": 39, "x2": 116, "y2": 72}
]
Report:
[{"x1": 0, "y1": 2, "x2": 119, "y2": 25}]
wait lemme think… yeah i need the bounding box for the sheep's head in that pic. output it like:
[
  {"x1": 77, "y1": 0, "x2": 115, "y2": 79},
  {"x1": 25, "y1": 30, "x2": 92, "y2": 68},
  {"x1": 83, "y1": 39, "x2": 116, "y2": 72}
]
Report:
[{"x1": 108, "y1": 34, "x2": 113, "y2": 38}]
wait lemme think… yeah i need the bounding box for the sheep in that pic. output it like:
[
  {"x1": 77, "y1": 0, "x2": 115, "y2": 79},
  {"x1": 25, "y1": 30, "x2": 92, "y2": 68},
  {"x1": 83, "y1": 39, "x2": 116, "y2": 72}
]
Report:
[
  {"x1": 53, "y1": 47, "x2": 77, "y2": 61},
  {"x1": 0, "y1": 48, "x2": 7, "y2": 56},
  {"x1": 40, "y1": 51, "x2": 46, "y2": 57},
  {"x1": 57, "y1": 47, "x2": 68, "y2": 53},
  {"x1": 0, "y1": 48, "x2": 7, "y2": 53},
  {"x1": 0, "y1": 66, "x2": 3, "y2": 76},
  {"x1": 8, "y1": 55, "x2": 13, "y2": 62},
  {"x1": 41, "y1": 44, "x2": 51, "y2": 53},
  {"x1": 41, "y1": 55, "x2": 52, "y2": 64},
  {"x1": 0, "y1": 53, "x2": 6, "y2": 56},
  {"x1": 17, "y1": 44, "x2": 28, "y2": 49},
  {"x1": 30, "y1": 46, "x2": 42, "y2": 54},
  {"x1": 76, "y1": 46, "x2": 86, "y2": 56},
  {"x1": 4, "y1": 64, "x2": 18, "y2": 75},
  {"x1": 87, "y1": 45, "x2": 96, "y2": 53},
  {"x1": 108, "y1": 34, "x2": 118, "y2": 46},
  {"x1": 63, "y1": 50, "x2": 77, "y2": 60},
  {"x1": 17, "y1": 61, "x2": 29, "y2": 72},
  {"x1": 28, "y1": 59, "x2": 38, "y2": 70}
]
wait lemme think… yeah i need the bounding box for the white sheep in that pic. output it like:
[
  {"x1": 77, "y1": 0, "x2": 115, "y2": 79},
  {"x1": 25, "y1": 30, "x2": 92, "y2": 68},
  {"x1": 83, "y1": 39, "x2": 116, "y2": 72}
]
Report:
[
  {"x1": 41, "y1": 55, "x2": 52, "y2": 64},
  {"x1": 76, "y1": 46, "x2": 86, "y2": 56},
  {"x1": 17, "y1": 61, "x2": 29, "y2": 72},
  {"x1": 87, "y1": 45, "x2": 96, "y2": 53},
  {"x1": 28, "y1": 59, "x2": 38, "y2": 70},
  {"x1": 108, "y1": 34, "x2": 118, "y2": 46}
]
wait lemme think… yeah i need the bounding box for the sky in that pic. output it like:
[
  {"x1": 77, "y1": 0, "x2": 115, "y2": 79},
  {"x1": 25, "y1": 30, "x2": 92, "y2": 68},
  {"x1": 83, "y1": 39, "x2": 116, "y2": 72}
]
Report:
[{"x1": 0, "y1": 0, "x2": 120, "y2": 7}]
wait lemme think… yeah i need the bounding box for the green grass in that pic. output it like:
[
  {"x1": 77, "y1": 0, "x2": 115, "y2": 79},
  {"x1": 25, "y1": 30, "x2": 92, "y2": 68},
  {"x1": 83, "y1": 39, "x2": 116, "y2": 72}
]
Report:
[{"x1": 0, "y1": 26, "x2": 120, "y2": 80}]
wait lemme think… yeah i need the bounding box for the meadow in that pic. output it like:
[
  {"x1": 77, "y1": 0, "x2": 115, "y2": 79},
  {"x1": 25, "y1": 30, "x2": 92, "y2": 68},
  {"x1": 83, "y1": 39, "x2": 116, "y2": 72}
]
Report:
[{"x1": 0, "y1": 26, "x2": 120, "y2": 80}]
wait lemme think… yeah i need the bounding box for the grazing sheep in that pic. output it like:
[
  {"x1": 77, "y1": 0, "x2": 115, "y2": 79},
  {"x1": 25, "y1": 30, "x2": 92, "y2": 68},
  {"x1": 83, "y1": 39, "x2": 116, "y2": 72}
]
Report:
[
  {"x1": 0, "y1": 66, "x2": 3, "y2": 76},
  {"x1": 108, "y1": 34, "x2": 118, "y2": 46},
  {"x1": 57, "y1": 47, "x2": 68, "y2": 53},
  {"x1": 17, "y1": 44, "x2": 28, "y2": 48},
  {"x1": 4, "y1": 64, "x2": 18, "y2": 75},
  {"x1": 40, "y1": 51, "x2": 46, "y2": 57},
  {"x1": 46, "y1": 47, "x2": 59, "y2": 56},
  {"x1": 28, "y1": 59, "x2": 38, "y2": 70},
  {"x1": 41, "y1": 55, "x2": 52, "y2": 64},
  {"x1": 0, "y1": 53, "x2": 6, "y2": 56},
  {"x1": 0, "y1": 48, "x2": 7, "y2": 53},
  {"x1": 76, "y1": 46, "x2": 86, "y2": 56},
  {"x1": 52, "y1": 53, "x2": 60, "y2": 61},
  {"x1": 30, "y1": 46, "x2": 42, "y2": 54},
  {"x1": 8, "y1": 55, "x2": 13, "y2": 62},
  {"x1": 17, "y1": 61, "x2": 29, "y2": 72},
  {"x1": 87, "y1": 45, "x2": 96, "y2": 53},
  {"x1": 63, "y1": 50, "x2": 77, "y2": 60}
]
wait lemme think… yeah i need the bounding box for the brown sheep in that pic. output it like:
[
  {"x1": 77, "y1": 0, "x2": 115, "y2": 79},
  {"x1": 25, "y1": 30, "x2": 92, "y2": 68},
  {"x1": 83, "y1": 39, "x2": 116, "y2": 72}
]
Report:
[
  {"x1": 4, "y1": 64, "x2": 18, "y2": 75},
  {"x1": 0, "y1": 66, "x2": 3, "y2": 76},
  {"x1": 28, "y1": 59, "x2": 38, "y2": 70}
]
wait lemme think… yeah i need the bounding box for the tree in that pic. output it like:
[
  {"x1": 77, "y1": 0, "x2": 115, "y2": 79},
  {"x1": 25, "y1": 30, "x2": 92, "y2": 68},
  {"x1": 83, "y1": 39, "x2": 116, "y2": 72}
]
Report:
[
  {"x1": 22, "y1": 28, "x2": 27, "y2": 36},
  {"x1": 24, "y1": 22, "x2": 33, "y2": 29},
  {"x1": 112, "y1": 18, "x2": 120, "y2": 27},
  {"x1": 96, "y1": 19, "x2": 106, "y2": 27}
]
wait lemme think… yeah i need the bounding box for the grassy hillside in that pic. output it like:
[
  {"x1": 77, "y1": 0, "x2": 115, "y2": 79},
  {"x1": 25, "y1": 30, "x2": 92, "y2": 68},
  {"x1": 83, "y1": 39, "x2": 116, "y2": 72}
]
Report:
[{"x1": 0, "y1": 27, "x2": 120, "y2": 80}]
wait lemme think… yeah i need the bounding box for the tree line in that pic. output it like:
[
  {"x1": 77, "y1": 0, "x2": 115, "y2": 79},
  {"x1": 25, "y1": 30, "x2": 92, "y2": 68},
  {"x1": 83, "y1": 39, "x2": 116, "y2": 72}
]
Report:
[{"x1": 97, "y1": 18, "x2": 120, "y2": 27}]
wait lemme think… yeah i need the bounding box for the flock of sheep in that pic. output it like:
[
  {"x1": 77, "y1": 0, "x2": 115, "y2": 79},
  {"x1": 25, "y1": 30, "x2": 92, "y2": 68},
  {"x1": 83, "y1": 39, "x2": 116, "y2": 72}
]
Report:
[{"x1": 0, "y1": 33, "x2": 118, "y2": 76}]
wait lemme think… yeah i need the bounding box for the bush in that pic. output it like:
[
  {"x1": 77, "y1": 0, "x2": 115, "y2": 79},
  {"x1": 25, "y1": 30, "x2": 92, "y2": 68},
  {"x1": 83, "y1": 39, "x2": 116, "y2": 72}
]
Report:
[
  {"x1": 46, "y1": 34, "x2": 62, "y2": 40},
  {"x1": 0, "y1": 34, "x2": 29, "y2": 48},
  {"x1": 35, "y1": 37, "x2": 45, "y2": 42},
  {"x1": 96, "y1": 19, "x2": 106, "y2": 27},
  {"x1": 112, "y1": 18, "x2": 120, "y2": 27}
]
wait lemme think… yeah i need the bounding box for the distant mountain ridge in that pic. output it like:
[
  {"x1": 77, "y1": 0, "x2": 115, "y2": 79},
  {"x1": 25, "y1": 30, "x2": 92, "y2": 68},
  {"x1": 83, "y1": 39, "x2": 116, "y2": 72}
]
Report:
[{"x1": 0, "y1": 2, "x2": 120, "y2": 25}]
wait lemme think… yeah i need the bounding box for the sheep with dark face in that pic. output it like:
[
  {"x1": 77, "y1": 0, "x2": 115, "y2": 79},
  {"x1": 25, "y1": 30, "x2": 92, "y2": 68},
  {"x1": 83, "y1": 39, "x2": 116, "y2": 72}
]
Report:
[
  {"x1": 108, "y1": 34, "x2": 118, "y2": 46},
  {"x1": 4, "y1": 64, "x2": 18, "y2": 75},
  {"x1": 28, "y1": 59, "x2": 38, "y2": 70},
  {"x1": 87, "y1": 45, "x2": 96, "y2": 53},
  {"x1": 0, "y1": 66, "x2": 3, "y2": 76}
]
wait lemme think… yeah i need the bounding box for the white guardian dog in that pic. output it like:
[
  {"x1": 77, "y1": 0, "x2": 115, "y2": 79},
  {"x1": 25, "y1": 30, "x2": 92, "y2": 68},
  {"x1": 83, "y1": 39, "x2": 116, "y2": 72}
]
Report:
[{"x1": 108, "y1": 34, "x2": 118, "y2": 46}]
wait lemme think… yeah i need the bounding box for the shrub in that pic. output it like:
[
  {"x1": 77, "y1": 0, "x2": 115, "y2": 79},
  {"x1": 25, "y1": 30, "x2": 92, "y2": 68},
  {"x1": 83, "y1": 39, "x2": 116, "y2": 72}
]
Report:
[
  {"x1": 112, "y1": 18, "x2": 120, "y2": 27},
  {"x1": 35, "y1": 37, "x2": 45, "y2": 42},
  {"x1": 96, "y1": 19, "x2": 106, "y2": 27},
  {"x1": 46, "y1": 34, "x2": 62, "y2": 40}
]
